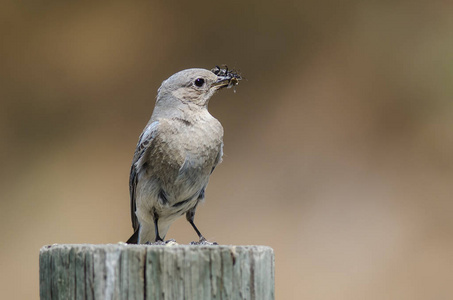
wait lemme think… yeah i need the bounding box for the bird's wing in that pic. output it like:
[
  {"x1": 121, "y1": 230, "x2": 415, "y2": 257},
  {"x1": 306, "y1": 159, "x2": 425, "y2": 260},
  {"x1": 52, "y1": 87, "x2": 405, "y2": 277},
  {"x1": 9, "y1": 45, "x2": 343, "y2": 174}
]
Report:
[
  {"x1": 211, "y1": 141, "x2": 224, "y2": 174},
  {"x1": 129, "y1": 121, "x2": 159, "y2": 231}
]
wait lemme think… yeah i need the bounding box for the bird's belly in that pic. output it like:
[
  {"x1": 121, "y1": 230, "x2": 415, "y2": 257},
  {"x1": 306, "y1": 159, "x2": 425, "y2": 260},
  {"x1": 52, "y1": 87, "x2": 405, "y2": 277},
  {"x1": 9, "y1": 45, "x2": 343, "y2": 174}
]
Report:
[{"x1": 135, "y1": 163, "x2": 209, "y2": 216}]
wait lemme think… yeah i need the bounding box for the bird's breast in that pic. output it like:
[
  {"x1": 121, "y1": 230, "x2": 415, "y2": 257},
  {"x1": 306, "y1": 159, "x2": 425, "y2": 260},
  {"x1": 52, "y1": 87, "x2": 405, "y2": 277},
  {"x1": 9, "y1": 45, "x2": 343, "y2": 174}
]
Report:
[{"x1": 144, "y1": 114, "x2": 223, "y2": 200}]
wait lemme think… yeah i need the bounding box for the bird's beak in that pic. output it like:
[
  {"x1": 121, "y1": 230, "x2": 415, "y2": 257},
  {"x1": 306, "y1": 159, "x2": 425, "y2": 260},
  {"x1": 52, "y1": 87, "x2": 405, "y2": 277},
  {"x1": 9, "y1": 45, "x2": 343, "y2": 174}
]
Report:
[{"x1": 212, "y1": 75, "x2": 241, "y2": 90}]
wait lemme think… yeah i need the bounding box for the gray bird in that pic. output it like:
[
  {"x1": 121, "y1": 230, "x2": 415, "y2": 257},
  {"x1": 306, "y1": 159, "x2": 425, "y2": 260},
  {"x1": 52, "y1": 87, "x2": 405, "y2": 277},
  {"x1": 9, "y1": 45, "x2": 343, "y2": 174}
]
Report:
[{"x1": 126, "y1": 67, "x2": 241, "y2": 244}]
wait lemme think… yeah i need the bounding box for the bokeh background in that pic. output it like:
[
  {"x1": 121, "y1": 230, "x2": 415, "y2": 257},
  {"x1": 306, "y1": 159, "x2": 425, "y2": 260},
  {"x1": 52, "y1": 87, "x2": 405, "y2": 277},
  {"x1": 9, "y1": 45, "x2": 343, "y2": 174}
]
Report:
[{"x1": 1, "y1": 1, "x2": 453, "y2": 299}]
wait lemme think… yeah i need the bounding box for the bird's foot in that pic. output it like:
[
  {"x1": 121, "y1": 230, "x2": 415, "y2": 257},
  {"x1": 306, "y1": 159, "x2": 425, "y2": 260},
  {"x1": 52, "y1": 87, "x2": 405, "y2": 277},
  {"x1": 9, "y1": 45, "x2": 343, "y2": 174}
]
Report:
[
  {"x1": 190, "y1": 237, "x2": 218, "y2": 245},
  {"x1": 145, "y1": 239, "x2": 177, "y2": 246}
]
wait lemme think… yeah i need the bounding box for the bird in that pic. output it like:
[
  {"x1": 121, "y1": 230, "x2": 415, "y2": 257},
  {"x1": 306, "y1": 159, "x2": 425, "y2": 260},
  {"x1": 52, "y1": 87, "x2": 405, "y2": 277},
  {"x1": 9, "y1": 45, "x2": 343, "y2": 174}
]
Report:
[{"x1": 126, "y1": 67, "x2": 241, "y2": 244}]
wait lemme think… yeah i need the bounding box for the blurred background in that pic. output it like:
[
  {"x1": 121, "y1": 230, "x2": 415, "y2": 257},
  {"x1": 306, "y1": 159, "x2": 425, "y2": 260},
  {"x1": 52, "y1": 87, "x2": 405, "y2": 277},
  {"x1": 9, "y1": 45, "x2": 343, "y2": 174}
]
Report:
[{"x1": 1, "y1": 0, "x2": 453, "y2": 299}]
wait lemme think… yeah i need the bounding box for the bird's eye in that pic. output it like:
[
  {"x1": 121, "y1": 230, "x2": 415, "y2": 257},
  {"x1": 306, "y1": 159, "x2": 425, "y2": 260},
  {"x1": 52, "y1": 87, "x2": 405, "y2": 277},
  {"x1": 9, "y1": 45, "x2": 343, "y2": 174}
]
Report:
[{"x1": 194, "y1": 78, "x2": 205, "y2": 87}]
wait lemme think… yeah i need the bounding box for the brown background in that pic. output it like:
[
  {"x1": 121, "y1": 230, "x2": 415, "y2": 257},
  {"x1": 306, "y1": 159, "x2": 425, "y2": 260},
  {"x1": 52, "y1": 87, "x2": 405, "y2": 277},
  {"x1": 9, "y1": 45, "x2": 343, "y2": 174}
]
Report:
[{"x1": 1, "y1": 1, "x2": 453, "y2": 299}]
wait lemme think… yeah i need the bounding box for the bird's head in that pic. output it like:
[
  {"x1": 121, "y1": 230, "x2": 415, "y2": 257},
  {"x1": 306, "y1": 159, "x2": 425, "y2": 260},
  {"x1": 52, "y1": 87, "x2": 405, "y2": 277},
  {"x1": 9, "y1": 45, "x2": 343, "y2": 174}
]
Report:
[{"x1": 156, "y1": 68, "x2": 241, "y2": 107}]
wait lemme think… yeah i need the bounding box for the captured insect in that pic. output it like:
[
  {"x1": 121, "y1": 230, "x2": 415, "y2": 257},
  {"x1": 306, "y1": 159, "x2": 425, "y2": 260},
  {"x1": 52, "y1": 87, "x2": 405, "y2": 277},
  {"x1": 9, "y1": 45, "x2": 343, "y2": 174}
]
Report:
[{"x1": 211, "y1": 65, "x2": 242, "y2": 89}]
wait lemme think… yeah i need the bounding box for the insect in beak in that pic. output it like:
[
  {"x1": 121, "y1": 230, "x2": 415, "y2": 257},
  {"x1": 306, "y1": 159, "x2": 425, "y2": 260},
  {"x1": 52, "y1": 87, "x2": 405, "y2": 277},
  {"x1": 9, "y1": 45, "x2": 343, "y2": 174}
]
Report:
[{"x1": 211, "y1": 65, "x2": 242, "y2": 89}]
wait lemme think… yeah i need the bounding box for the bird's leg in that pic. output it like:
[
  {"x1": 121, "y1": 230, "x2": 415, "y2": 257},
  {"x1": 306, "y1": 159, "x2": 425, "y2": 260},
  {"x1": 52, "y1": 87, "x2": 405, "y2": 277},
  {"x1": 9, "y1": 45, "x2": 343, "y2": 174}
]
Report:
[
  {"x1": 143, "y1": 210, "x2": 177, "y2": 245},
  {"x1": 189, "y1": 219, "x2": 205, "y2": 242},
  {"x1": 186, "y1": 209, "x2": 217, "y2": 245},
  {"x1": 144, "y1": 209, "x2": 165, "y2": 245},
  {"x1": 153, "y1": 213, "x2": 164, "y2": 242}
]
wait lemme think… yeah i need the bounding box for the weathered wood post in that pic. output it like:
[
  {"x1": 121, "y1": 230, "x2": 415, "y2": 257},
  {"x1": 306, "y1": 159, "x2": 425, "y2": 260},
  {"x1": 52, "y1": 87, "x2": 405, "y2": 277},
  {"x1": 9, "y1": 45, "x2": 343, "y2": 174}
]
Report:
[{"x1": 39, "y1": 244, "x2": 274, "y2": 300}]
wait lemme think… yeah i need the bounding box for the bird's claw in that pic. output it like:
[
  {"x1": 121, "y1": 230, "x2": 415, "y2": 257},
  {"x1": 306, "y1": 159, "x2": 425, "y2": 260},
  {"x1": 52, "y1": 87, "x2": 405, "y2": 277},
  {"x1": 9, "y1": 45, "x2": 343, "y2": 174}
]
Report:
[
  {"x1": 145, "y1": 239, "x2": 177, "y2": 246},
  {"x1": 190, "y1": 237, "x2": 218, "y2": 245}
]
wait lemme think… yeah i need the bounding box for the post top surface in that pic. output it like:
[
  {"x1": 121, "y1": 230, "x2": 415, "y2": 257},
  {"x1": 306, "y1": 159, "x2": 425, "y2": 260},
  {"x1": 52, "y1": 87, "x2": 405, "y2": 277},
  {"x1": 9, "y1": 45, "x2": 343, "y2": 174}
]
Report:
[{"x1": 40, "y1": 243, "x2": 274, "y2": 253}]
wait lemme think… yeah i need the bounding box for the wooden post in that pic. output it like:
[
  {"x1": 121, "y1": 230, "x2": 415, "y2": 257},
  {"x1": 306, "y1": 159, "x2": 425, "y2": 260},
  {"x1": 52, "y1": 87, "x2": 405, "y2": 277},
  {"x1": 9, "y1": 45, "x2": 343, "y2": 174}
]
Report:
[{"x1": 39, "y1": 244, "x2": 274, "y2": 300}]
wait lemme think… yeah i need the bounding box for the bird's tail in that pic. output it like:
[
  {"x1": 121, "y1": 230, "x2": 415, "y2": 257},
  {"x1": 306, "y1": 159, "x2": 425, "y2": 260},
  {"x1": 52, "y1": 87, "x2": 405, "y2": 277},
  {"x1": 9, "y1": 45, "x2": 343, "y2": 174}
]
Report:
[{"x1": 126, "y1": 229, "x2": 139, "y2": 244}]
